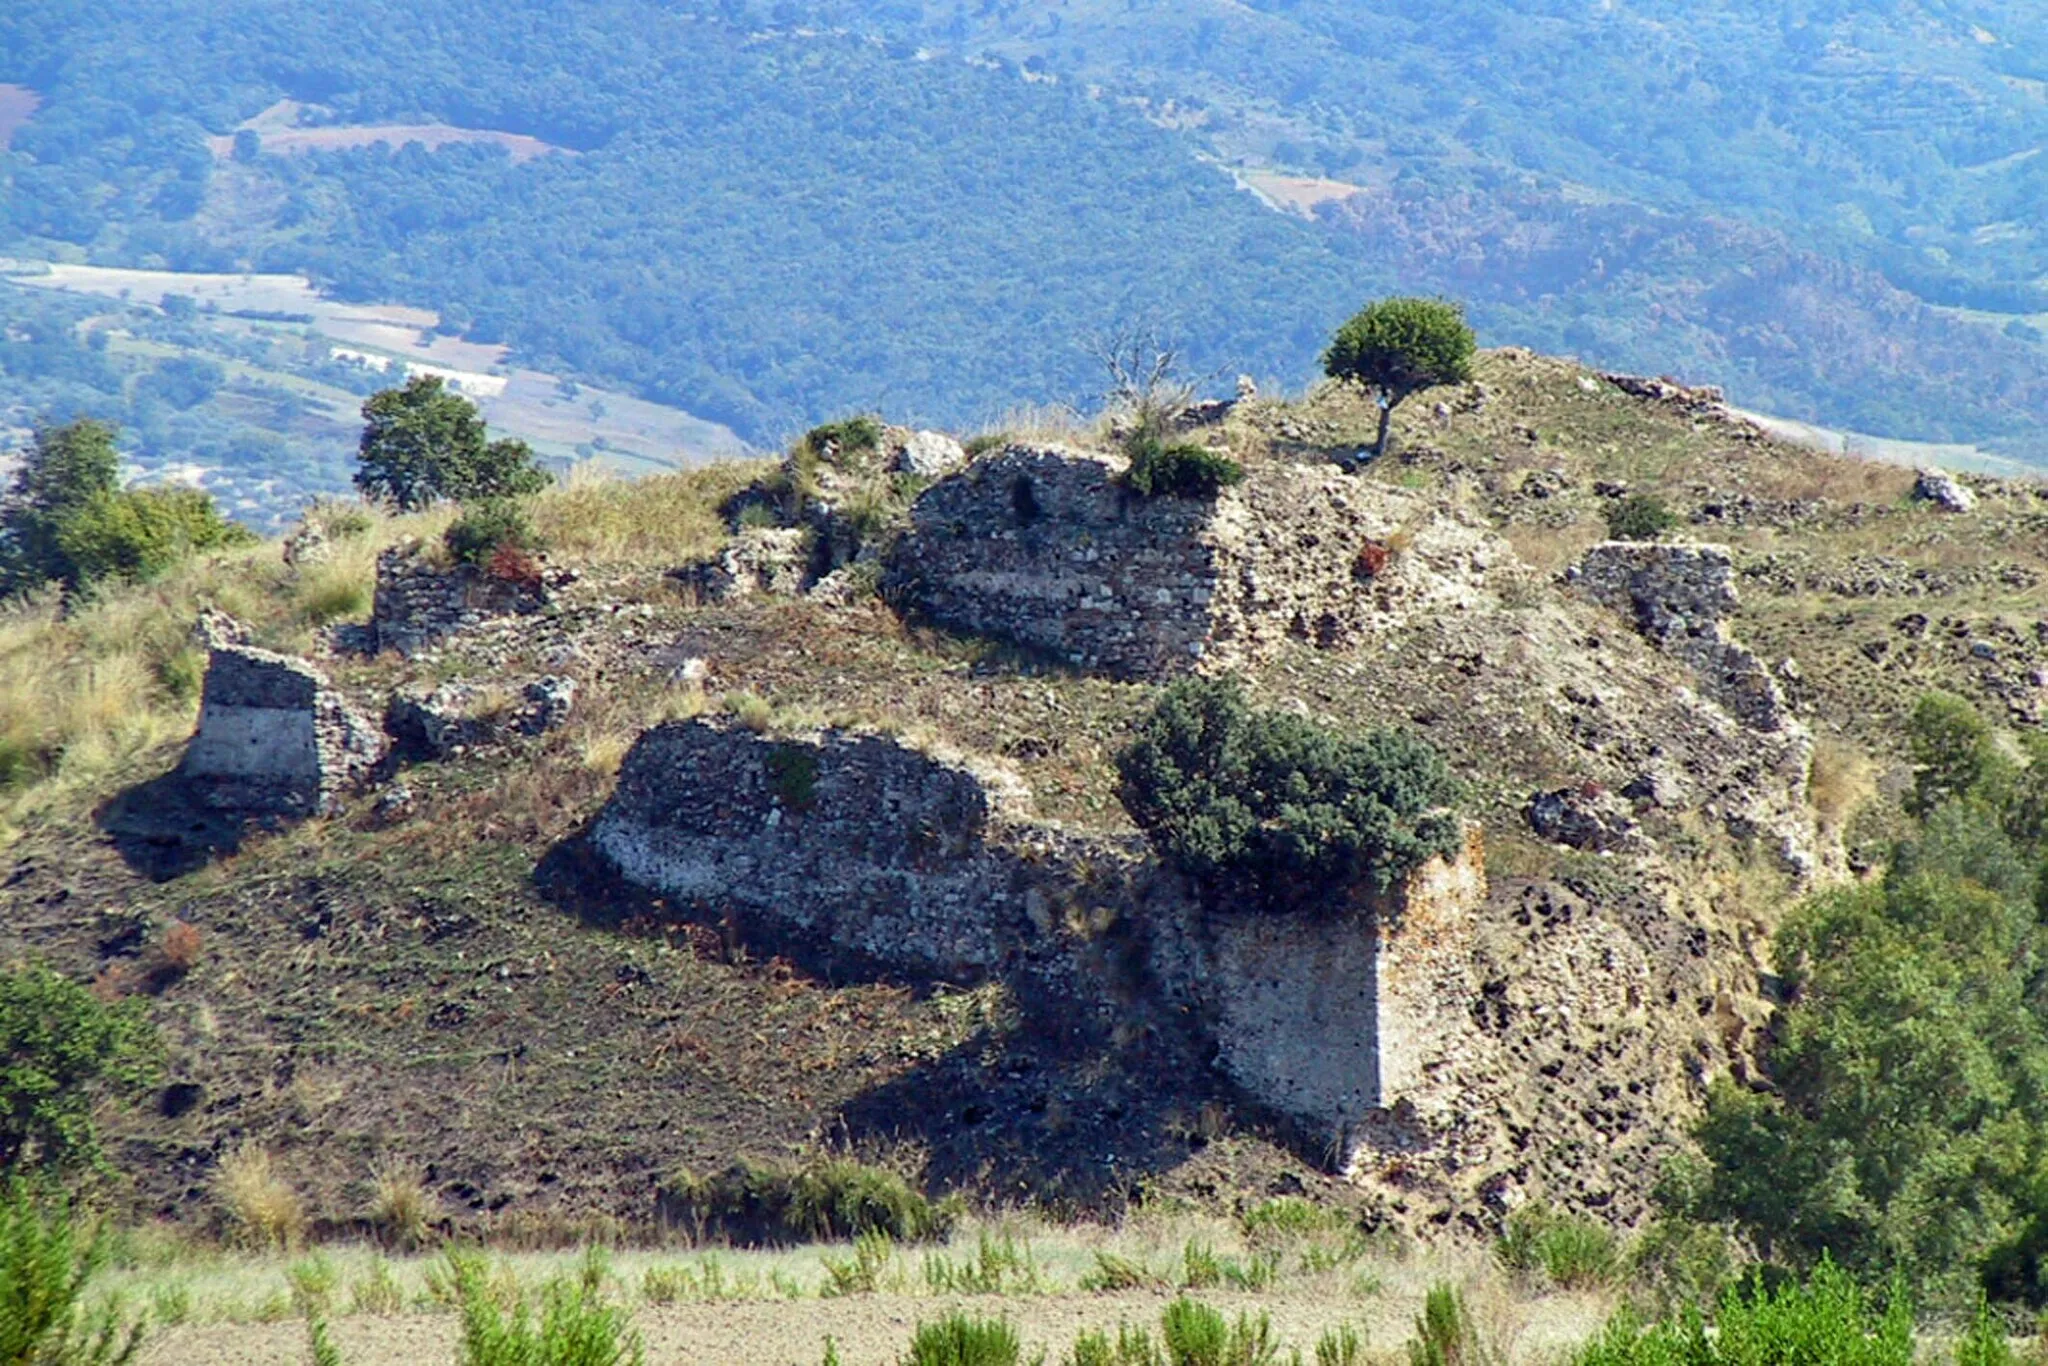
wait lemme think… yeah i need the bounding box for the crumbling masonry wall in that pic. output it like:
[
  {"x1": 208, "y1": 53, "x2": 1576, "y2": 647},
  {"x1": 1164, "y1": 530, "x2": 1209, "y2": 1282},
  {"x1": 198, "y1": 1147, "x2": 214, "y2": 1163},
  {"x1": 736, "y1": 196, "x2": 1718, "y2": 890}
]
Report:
[
  {"x1": 590, "y1": 718, "x2": 1486, "y2": 1160},
  {"x1": 179, "y1": 645, "x2": 385, "y2": 816}
]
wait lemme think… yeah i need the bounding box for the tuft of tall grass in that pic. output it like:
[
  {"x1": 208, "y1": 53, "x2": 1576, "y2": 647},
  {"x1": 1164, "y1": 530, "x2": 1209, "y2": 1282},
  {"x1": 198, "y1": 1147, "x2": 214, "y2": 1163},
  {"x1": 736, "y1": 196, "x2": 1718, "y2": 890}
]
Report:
[
  {"x1": 213, "y1": 1145, "x2": 306, "y2": 1252},
  {"x1": 665, "y1": 1156, "x2": 950, "y2": 1247},
  {"x1": 368, "y1": 1157, "x2": 436, "y2": 1251}
]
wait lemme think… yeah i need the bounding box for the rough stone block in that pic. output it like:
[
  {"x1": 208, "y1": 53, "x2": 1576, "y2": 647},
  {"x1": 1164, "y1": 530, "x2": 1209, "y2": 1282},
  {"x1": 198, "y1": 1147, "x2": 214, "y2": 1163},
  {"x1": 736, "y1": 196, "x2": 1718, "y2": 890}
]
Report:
[{"x1": 180, "y1": 644, "x2": 384, "y2": 816}]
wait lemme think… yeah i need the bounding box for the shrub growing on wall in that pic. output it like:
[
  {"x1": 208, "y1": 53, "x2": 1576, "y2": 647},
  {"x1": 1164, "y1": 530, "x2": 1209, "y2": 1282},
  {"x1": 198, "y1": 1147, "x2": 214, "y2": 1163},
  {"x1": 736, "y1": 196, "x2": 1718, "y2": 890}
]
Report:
[{"x1": 1115, "y1": 676, "x2": 1462, "y2": 911}]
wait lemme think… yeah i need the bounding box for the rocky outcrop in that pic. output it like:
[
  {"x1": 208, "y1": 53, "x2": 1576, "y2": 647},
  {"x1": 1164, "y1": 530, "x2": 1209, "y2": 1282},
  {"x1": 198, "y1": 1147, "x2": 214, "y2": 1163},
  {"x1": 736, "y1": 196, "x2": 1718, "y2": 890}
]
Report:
[
  {"x1": 179, "y1": 644, "x2": 385, "y2": 817},
  {"x1": 1527, "y1": 787, "x2": 1645, "y2": 853},
  {"x1": 884, "y1": 444, "x2": 1500, "y2": 679},
  {"x1": 1913, "y1": 468, "x2": 1978, "y2": 514},
  {"x1": 1571, "y1": 542, "x2": 1793, "y2": 733},
  {"x1": 671, "y1": 528, "x2": 809, "y2": 603},
  {"x1": 893, "y1": 430, "x2": 968, "y2": 479}
]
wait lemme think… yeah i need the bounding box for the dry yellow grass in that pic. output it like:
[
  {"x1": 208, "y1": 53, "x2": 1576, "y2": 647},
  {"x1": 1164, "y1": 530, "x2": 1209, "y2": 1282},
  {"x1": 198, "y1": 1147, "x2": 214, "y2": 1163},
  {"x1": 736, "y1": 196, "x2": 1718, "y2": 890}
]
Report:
[
  {"x1": 368, "y1": 1158, "x2": 436, "y2": 1252},
  {"x1": 1808, "y1": 735, "x2": 1879, "y2": 833},
  {"x1": 214, "y1": 1145, "x2": 307, "y2": 1252},
  {"x1": 532, "y1": 461, "x2": 766, "y2": 566}
]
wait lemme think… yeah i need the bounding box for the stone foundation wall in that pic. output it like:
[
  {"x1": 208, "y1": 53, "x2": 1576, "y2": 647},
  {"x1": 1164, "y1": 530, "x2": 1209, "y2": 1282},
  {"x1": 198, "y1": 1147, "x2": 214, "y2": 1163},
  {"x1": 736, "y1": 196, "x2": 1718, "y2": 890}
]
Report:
[
  {"x1": 180, "y1": 646, "x2": 385, "y2": 816},
  {"x1": 884, "y1": 444, "x2": 1501, "y2": 679}
]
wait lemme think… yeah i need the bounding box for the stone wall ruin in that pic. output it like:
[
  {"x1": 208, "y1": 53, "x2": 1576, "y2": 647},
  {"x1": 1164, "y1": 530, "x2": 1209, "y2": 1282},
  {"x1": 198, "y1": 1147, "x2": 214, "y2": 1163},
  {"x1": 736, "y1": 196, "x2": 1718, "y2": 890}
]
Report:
[
  {"x1": 589, "y1": 717, "x2": 1488, "y2": 1163},
  {"x1": 179, "y1": 644, "x2": 385, "y2": 817},
  {"x1": 883, "y1": 444, "x2": 1499, "y2": 679}
]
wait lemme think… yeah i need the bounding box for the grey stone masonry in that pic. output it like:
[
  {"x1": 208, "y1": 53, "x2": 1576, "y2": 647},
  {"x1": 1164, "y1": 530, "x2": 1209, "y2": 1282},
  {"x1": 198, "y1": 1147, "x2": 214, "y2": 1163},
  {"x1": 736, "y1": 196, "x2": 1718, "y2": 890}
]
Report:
[
  {"x1": 180, "y1": 644, "x2": 385, "y2": 816},
  {"x1": 883, "y1": 444, "x2": 1499, "y2": 679}
]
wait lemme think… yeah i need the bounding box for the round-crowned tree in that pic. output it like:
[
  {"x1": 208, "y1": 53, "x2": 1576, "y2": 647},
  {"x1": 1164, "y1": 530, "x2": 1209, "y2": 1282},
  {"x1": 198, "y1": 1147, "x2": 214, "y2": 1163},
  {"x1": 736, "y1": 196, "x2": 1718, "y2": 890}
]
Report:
[
  {"x1": 354, "y1": 375, "x2": 549, "y2": 511},
  {"x1": 1115, "y1": 676, "x2": 1463, "y2": 912},
  {"x1": 1322, "y1": 297, "x2": 1477, "y2": 461}
]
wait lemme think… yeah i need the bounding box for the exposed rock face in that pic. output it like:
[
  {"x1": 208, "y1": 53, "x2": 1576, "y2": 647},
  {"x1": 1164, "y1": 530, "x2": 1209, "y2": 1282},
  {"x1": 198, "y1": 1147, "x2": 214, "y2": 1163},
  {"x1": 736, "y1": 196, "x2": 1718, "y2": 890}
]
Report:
[
  {"x1": 590, "y1": 718, "x2": 1489, "y2": 1169},
  {"x1": 1568, "y1": 541, "x2": 1820, "y2": 874},
  {"x1": 884, "y1": 444, "x2": 1500, "y2": 679},
  {"x1": 671, "y1": 528, "x2": 809, "y2": 603},
  {"x1": 1572, "y1": 542, "x2": 1792, "y2": 733},
  {"x1": 372, "y1": 542, "x2": 560, "y2": 657},
  {"x1": 386, "y1": 676, "x2": 579, "y2": 760},
  {"x1": 180, "y1": 645, "x2": 385, "y2": 816},
  {"x1": 893, "y1": 430, "x2": 968, "y2": 479},
  {"x1": 1527, "y1": 787, "x2": 1645, "y2": 853},
  {"x1": 1913, "y1": 468, "x2": 1978, "y2": 513}
]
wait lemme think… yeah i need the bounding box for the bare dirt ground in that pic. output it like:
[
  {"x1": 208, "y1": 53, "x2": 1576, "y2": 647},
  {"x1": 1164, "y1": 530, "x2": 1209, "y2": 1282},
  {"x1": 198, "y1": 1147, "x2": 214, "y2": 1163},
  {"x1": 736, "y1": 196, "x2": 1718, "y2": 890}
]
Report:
[
  {"x1": 140, "y1": 1287, "x2": 1612, "y2": 1366},
  {"x1": 0, "y1": 85, "x2": 39, "y2": 147},
  {"x1": 203, "y1": 99, "x2": 574, "y2": 163},
  {"x1": 1238, "y1": 170, "x2": 1366, "y2": 217}
]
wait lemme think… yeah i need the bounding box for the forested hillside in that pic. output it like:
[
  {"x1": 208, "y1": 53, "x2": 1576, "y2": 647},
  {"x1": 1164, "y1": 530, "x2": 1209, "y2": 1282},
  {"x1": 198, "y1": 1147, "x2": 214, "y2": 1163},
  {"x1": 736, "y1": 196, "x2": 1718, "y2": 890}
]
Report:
[{"x1": 4, "y1": 0, "x2": 2047, "y2": 471}]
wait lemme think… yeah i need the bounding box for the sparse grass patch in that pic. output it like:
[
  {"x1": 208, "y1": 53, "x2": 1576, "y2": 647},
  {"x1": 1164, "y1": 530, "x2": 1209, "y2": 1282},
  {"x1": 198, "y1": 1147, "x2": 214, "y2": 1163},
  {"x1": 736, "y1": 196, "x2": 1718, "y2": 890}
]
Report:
[
  {"x1": 1496, "y1": 1205, "x2": 1620, "y2": 1291},
  {"x1": 532, "y1": 461, "x2": 765, "y2": 566}
]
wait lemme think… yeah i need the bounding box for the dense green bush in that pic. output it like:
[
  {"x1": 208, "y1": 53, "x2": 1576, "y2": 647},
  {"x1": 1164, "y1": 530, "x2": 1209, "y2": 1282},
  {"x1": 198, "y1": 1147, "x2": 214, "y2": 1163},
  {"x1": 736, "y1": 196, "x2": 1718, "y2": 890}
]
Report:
[
  {"x1": 1158, "y1": 1298, "x2": 1280, "y2": 1366},
  {"x1": 1569, "y1": 1259, "x2": 1911, "y2": 1366},
  {"x1": 1604, "y1": 494, "x2": 1679, "y2": 541},
  {"x1": 0, "y1": 1185, "x2": 147, "y2": 1366},
  {"x1": 803, "y1": 417, "x2": 885, "y2": 466},
  {"x1": 0, "y1": 966, "x2": 156, "y2": 1176},
  {"x1": 1116, "y1": 677, "x2": 1463, "y2": 910},
  {"x1": 444, "y1": 500, "x2": 543, "y2": 568},
  {"x1": 0, "y1": 419, "x2": 251, "y2": 596},
  {"x1": 903, "y1": 1313, "x2": 1025, "y2": 1366},
  {"x1": 356, "y1": 376, "x2": 550, "y2": 511},
  {"x1": 663, "y1": 1157, "x2": 950, "y2": 1246},
  {"x1": 1678, "y1": 693, "x2": 2048, "y2": 1303},
  {"x1": 1121, "y1": 435, "x2": 1244, "y2": 499}
]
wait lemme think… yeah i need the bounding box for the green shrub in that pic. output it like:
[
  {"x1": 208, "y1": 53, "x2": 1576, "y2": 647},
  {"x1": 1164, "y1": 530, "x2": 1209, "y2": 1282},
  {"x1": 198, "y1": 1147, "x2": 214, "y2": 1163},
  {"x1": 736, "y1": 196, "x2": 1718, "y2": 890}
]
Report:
[
  {"x1": 1158, "y1": 1298, "x2": 1280, "y2": 1366},
  {"x1": 922, "y1": 1233, "x2": 1043, "y2": 1295},
  {"x1": 1068, "y1": 1324, "x2": 1162, "y2": 1366},
  {"x1": 1078, "y1": 1252, "x2": 1160, "y2": 1292},
  {"x1": 1122, "y1": 435, "x2": 1244, "y2": 499},
  {"x1": 822, "y1": 1232, "x2": 896, "y2": 1297},
  {"x1": 1903, "y1": 691, "x2": 2001, "y2": 819},
  {"x1": 663, "y1": 1157, "x2": 950, "y2": 1246},
  {"x1": 1604, "y1": 494, "x2": 1679, "y2": 541},
  {"x1": 1322, "y1": 297, "x2": 1477, "y2": 459},
  {"x1": 1116, "y1": 676, "x2": 1463, "y2": 910},
  {"x1": 766, "y1": 744, "x2": 821, "y2": 811},
  {"x1": 964, "y1": 434, "x2": 1009, "y2": 459},
  {"x1": 444, "y1": 500, "x2": 542, "y2": 567},
  {"x1": 1952, "y1": 1300, "x2": 2016, "y2": 1366},
  {"x1": 1569, "y1": 1260, "x2": 1911, "y2": 1366},
  {"x1": 1496, "y1": 1204, "x2": 1622, "y2": 1289},
  {"x1": 450, "y1": 1249, "x2": 645, "y2": 1366},
  {"x1": 0, "y1": 1184, "x2": 147, "y2": 1366},
  {"x1": 0, "y1": 965, "x2": 156, "y2": 1174},
  {"x1": 903, "y1": 1312, "x2": 1024, "y2": 1366},
  {"x1": 1406, "y1": 1285, "x2": 1496, "y2": 1366},
  {"x1": 1240, "y1": 1197, "x2": 1348, "y2": 1244},
  {"x1": 52, "y1": 485, "x2": 254, "y2": 590},
  {"x1": 804, "y1": 416, "x2": 885, "y2": 467},
  {"x1": 1315, "y1": 1326, "x2": 1365, "y2": 1366}
]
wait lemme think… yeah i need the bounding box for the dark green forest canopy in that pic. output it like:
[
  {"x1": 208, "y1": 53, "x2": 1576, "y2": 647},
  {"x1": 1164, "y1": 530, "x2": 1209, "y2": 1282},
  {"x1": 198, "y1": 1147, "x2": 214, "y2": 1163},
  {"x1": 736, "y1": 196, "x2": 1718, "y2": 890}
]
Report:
[{"x1": 6, "y1": 0, "x2": 2048, "y2": 449}]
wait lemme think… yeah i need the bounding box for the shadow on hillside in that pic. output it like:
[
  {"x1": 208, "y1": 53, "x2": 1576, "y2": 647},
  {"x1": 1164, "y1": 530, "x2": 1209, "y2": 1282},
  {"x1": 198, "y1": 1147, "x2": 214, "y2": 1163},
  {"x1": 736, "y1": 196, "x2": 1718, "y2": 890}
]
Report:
[
  {"x1": 533, "y1": 828, "x2": 1244, "y2": 1211},
  {"x1": 94, "y1": 772, "x2": 245, "y2": 881}
]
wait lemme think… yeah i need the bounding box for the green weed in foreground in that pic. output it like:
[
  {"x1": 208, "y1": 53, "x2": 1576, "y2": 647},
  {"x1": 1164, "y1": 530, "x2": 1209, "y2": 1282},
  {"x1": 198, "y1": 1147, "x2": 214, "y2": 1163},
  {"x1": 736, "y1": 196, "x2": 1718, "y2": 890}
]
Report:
[
  {"x1": 903, "y1": 1312, "x2": 1032, "y2": 1366},
  {"x1": 1407, "y1": 1284, "x2": 1497, "y2": 1366},
  {"x1": 450, "y1": 1249, "x2": 645, "y2": 1366},
  {"x1": 1569, "y1": 1259, "x2": 1911, "y2": 1366},
  {"x1": 1159, "y1": 1297, "x2": 1281, "y2": 1366},
  {"x1": 0, "y1": 1184, "x2": 146, "y2": 1366}
]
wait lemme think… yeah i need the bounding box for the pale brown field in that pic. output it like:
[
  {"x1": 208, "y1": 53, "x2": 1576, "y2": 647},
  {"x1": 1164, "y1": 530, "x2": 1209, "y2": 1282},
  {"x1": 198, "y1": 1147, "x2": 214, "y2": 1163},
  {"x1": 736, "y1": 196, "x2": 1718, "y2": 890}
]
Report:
[{"x1": 0, "y1": 84, "x2": 40, "y2": 147}]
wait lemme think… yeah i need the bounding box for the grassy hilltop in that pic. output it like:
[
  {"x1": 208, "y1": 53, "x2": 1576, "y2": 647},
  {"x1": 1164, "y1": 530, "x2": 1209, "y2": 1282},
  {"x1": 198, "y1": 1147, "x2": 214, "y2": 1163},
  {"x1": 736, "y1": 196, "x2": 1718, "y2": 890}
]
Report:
[{"x1": 4, "y1": 349, "x2": 2048, "y2": 1360}]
